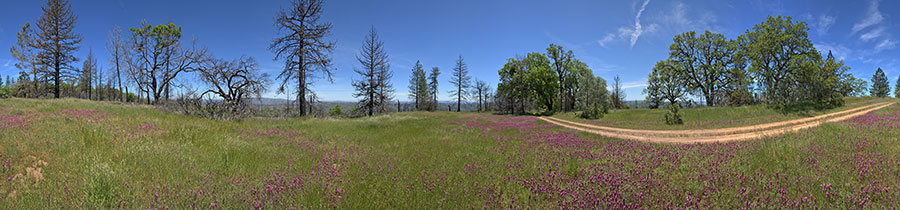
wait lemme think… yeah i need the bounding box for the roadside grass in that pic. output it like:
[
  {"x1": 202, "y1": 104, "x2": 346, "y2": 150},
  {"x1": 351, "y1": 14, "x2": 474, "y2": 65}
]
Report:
[
  {"x1": 0, "y1": 97, "x2": 898, "y2": 208},
  {"x1": 553, "y1": 97, "x2": 889, "y2": 130}
]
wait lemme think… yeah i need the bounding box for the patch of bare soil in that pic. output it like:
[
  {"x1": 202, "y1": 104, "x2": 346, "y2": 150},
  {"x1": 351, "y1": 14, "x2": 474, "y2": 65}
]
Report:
[{"x1": 539, "y1": 102, "x2": 895, "y2": 143}]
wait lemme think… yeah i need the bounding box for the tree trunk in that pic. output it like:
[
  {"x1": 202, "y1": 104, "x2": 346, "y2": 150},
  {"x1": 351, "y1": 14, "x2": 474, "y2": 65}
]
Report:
[{"x1": 54, "y1": 60, "x2": 60, "y2": 98}]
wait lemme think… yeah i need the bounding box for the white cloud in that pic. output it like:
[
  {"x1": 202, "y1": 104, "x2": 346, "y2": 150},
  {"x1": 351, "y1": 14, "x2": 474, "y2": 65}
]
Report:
[
  {"x1": 860, "y1": 27, "x2": 886, "y2": 41},
  {"x1": 2, "y1": 59, "x2": 13, "y2": 68},
  {"x1": 661, "y1": 2, "x2": 720, "y2": 33},
  {"x1": 621, "y1": 80, "x2": 649, "y2": 89},
  {"x1": 596, "y1": 34, "x2": 615, "y2": 48},
  {"x1": 622, "y1": 0, "x2": 653, "y2": 48},
  {"x1": 815, "y1": 15, "x2": 836, "y2": 35},
  {"x1": 875, "y1": 39, "x2": 897, "y2": 52},
  {"x1": 671, "y1": 2, "x2": 690, "y2": 26},
  {"x1": 851, "y1": 0, "x2": 883, "y2": 34}
]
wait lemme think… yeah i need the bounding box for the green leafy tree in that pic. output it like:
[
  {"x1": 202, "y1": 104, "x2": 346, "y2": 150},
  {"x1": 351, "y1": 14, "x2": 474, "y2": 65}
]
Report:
[
  {"x1": 801, "y1": 50, "x2": 850, "y2": 107},
  {"x1": 523, "y1": 52, "x2": 557, "y2": 111},
  {"x1": 723, "y1": 35, "x2": 755, "y2": 106},
  {"x1": 742, "y1": 15, "x2": 818, "y2": 106},
  {"x1": 870, "y1": 68, "x2": 890, "y2": 98},
  {"x1": 668, "y1": 31, "x2": 736, "y2": 106},
  {"x1": 576, "y1": 70, "x2": 609, "y2": 119},
  {"x1": 408, "y1": 60, "x2": 428, "y2": 110},
  {"x1": 848, "y1": 77, "x2": 869, "y2": 97},
  {"x1": 33, "y1": 0, "x2": 83, "y2": 98},
  {"x1": 568, "y1": 59, "x2": 590, "y2": 109},
  {"x1": 449, "y1": 55, "x2": 471, "y2": 112},
  {"x1": 497, "y1": 57, "x2": 528, "y2": 114},
  {"x1": 648, "y1": 60, "x2": 689, "y2": 106},
  {"x1": 546, "y1": 44, "x2": 574, "y2": 111}
]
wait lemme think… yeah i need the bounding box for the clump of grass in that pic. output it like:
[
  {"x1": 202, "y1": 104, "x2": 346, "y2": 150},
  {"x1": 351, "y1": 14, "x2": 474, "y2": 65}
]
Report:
[{"x1": 82, "y1": 163, "x2": 120, "y2": 208}]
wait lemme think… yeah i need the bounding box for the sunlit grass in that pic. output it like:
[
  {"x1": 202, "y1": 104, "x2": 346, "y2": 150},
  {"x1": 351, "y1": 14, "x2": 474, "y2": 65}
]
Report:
[
  {"x1": 0, "y1": 97, "x2": 898, "y2": 208},
  {"x1": 553, "y1": 97, "x2": 890, "y2": 130}
]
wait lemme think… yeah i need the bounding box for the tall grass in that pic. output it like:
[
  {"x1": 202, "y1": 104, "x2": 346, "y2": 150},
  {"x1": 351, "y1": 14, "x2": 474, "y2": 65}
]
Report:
[{"x1": 0, "y1": 98, "x2": 897, "y2": 208}]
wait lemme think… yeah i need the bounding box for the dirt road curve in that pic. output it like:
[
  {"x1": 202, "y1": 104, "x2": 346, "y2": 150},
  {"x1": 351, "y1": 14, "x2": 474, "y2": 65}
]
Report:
[{"x1": 539, "y1": 102, "x2": 895, "y2": 143}]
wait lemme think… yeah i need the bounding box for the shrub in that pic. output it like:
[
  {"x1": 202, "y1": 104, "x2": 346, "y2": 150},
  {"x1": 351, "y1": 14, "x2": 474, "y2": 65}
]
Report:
[
  {"x1": 330, "y1": 104, "x2": 344, "y2": 117},
  {"x1": 664, "y1": 102, "x2": 683, "y2": 125}
]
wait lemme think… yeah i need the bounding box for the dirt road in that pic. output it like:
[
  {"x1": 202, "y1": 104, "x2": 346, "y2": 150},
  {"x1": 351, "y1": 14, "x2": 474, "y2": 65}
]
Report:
[{"x1": 539, "y1": 102, "x2": 895, "y2": 143}]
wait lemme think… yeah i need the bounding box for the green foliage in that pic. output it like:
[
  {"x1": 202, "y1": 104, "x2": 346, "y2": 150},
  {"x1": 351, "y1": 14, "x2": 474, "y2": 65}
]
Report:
[
  {"x1": 428, "y1": 67, "x2": 440, "y2": 110},
  {"x1": 843, "y1": 77, "x2": 869, "y2": 97},
  {"x1": 743, "y1": 16, "x2": 818, "y2": 106},
  {"x1": 408, "y1": 61, "x2": 429, "y2": 110},
  {"x1": 497, "y1": 58, "x2": 528, "y2": 114},
  {"x1": 664, "y1": 102, "x2": 683, "y2": 125},
  {"x1": 0, "y1": 87, "x2": 10, "y2": 99},
  {"x1": 870, "y1": 68, "x2": 890, "y2": 98},
  {"x1": 895, "y1": 76, "x2": 900, "y2": 98},
  {"x1": 546, "y1": 44, "x2": 576, "y2": 111},
  {"x1": 130, "y1": 22, "x2": 182, "y2": 50},
  {"x1": 668, "y1": 31, "x2": 737, "y2": 106},
  {"x1": 523, "y1": 52, "x2": 557, "y2": 111},
  {"x1": 576, "y1": 70, "x2": 609, "y2": 119},
  {"x1": 330, "y1": 104, "x2": 344, "y2": 117},
  {"x1": 792, "y1": 50, "x2": 849, "y2": 109}
]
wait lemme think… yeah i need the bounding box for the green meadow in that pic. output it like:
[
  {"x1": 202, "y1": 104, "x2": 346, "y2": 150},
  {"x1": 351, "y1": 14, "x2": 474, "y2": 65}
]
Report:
[{"x1": 1, "y1": 98, "x2": 899, "y2": 209}]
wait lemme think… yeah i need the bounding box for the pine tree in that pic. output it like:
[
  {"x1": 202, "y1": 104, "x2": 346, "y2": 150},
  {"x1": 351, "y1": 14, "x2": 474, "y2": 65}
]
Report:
[
  {"x1": 428, "y1": 67, "x2": 440, "y2": 110},
  {"x1": 80, "y1": 48, "x2": 96, "y2": 100},
  {"x1": 33, "y1": 0, "x2": 83, "y2": 98},
  {"x1": 895, "y1": 75, "x2": 900, "y2": 98},
  {"x1": 408, "y1": 61, "x2": 428, "y2": 110},
  {"x1": 870, "y1": 68, "x2": 889, "y2": 98}
]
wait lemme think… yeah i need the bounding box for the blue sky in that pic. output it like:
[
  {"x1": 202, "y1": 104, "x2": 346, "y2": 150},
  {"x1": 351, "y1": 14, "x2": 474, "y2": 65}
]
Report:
[{"x1": 1, "y1": 0, "x2": 898, "y2": 101}]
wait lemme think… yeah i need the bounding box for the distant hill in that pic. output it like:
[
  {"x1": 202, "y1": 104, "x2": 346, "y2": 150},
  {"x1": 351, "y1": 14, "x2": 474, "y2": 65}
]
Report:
[{"x1": 248, "y1": 97, "x2": 485, "y2": 112}]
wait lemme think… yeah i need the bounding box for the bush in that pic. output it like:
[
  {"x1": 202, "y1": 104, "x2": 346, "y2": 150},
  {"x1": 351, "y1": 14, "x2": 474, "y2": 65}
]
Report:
[
  {"x1": 580, "y1": 102, "x2": 604, "y2": 119},
  {"x1": 664, "y1": 102, "x2": 683, "y2": 125},
  {"x1": 0, "y1": 87, "x2": 9, "y2": 99},
  {"x1": 329, "y1": 104, "x2": 344, "y2": 117}
]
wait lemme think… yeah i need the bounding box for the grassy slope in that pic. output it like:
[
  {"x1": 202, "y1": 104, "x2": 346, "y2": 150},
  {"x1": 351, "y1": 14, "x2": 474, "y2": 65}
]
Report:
[
  {"x1": 1, "y1": 98, "x2": 898, "y2": 209},
  {"x1": 553, "y1": 97, "x2": 890, "y2": 130}
]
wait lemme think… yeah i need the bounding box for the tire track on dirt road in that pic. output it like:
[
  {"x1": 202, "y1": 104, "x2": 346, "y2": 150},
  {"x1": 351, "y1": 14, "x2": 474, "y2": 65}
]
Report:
[{"x1": 539, "y1": 102, "x2": 895, "y2": 143}]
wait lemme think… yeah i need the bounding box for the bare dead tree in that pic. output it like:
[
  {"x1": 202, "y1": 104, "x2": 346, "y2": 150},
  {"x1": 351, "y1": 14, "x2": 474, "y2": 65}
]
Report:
[
  {"x1": 450, "y1": 55, "x2": 471, "y2": 112},
  {"x1": 107, "y1": 26, "x2": 128, "y2": 102},
  {"x1": 473, "y1": 79, "x2": 491, "y2": 112},
  {"x1": 352, "y1": 26, "x2": 390, "y2": 116},
  {"x1": 270, "y1": 0, "x2": 336, "y2": 116},
  {"x1": 197, "y1": 55, "x2": 270, "y2": 113}
]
